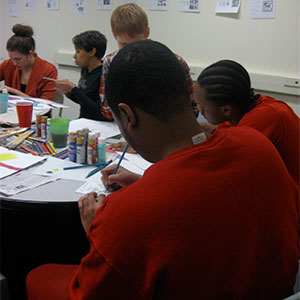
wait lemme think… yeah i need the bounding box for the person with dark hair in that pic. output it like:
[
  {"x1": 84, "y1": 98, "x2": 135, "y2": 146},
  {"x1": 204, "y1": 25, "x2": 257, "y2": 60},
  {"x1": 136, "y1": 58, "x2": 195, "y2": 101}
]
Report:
[
  {"x1": 26, "y1": 40, "x2": 299, "y2": 300},
  {"x1": 194, "y1": 59, "x2": 300, "y2": 187},
  {"x1": 55, "y1": 30, "x2": 110, "y2": 121},
  {"x1": 0, "y1": 24, "x2": 57, "y2": 100}
]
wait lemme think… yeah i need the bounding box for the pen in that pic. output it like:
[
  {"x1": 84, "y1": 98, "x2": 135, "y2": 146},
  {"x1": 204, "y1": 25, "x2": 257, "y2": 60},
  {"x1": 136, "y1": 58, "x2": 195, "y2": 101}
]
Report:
[
  {"x1": 85, "y1": 159, "x2": 113, "y2": 178},
  {"x1": 42, "y1": 76, "x2": 57, "y2": 82},
  {"x1": 105, "y1": 144, "x2": 129, "y2": 191}
]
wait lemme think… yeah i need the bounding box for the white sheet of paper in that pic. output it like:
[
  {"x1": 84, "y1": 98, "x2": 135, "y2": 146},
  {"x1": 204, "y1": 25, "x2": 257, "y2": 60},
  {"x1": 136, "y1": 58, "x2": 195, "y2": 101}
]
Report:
[
  {"x1": 96, "y1": 0, "x2": 111, "y2": 10},
  {"x1": 179, "y1": 0, "x2": 200, "y2": 13},
  {"x1": 69, "y1": 118, "x2": 120, "y2": 139},
  {"x1": 72, "y1": 0, "x2": 86, "y2": 14},
  {"x1": 75, "y1": 173, "x2": 107, "y2": 194},
  {"x1": 215, "y1": 0, "x2": 240, "y2": 13},
  {"x1": 0, "y1": 168, "x2": 55, "y2": 196},
  {"x1": 250, "y1": 0, "x2": 275, "y2": 19},
  {"x1": 8, "y1": 95, "x2": 68, "y2": 108},
  {"x1": 0, "y1": 146, "x2": 46, "y2": 179},
  {"x1": 149, "y1": 0, "x2": 168, "y2": 10},
  {"x1": 32, "y1": 156, "x2": 104, "y2": 181},
  {"x1": 8, "y1": 0, "x2": 18, "y2": 16},
  {"x1": 24, "y1": 0, "x2": 36, "y2": 10},
  {"x1": 122, "y1": 153, "x2": 153, "y2": 171},
  {"x1": 47, "y1": 0, "x2": 59, "y2": 10}
]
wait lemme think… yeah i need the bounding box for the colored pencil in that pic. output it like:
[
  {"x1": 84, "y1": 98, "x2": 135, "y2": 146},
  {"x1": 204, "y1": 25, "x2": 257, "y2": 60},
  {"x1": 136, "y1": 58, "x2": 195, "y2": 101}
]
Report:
[
  {"x1": 85, "y1": 160, "x2": 113, "y2": 179},
  {"x1": 47, "y1": 141, "x2": 56, "y2": 153},
  {"x1": 64, "y1": 162, "x2": 108, "y2": 170},
  {"x1": 20, "y1": 145, "x2": 39, "y2": 156},
  {"x1": 105, "y1": 144, "x2": 129, "y2": 191},
  {"x1": 6, "y1": 130, "x2": 35, "y2": 150}
]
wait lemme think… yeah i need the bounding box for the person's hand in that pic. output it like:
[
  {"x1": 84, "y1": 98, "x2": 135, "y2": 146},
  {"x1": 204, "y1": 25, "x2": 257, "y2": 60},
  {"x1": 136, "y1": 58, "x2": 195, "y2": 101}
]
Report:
[
  {"x1": 101, "y1": 164, "x2": 141, "y2": 192},
  {"x1": 0, "y1": 85, "x2": 23, "y2": 96},
  {"x1": 78, "y1": 192, "x2": 106, "y2": 232},
  {"x1": 198, "y1": 122, "x2": 217, "y2": 134},
  {"x1": 55, "y1": 79, "x2": 75, "y2": 94},
  {"x1": 107, "y1": 142, "x2": 136, "y2": 154}
]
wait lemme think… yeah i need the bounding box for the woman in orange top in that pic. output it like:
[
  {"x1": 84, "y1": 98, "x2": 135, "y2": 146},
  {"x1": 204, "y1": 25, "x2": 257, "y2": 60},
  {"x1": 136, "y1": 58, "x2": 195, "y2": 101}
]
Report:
[{"x1": 0, "y1": 24, "x2": 57, "y2": 100}]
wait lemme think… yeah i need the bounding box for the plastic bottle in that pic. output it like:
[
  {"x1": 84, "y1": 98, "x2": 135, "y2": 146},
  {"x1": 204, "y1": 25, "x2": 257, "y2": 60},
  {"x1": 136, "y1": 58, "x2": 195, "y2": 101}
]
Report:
[
  {"x1": 87, "y1": 137, "x2": 97, "y2": 164},
  {"x1": 35, "y1": 114, "x2": 42, "y2": 137},
  {"x1": 76, "y1": 137, "x2": 86, "y2": 164},
  {"x1": 68, "y1": 135, "x2": 77, "y2": 162},
  {"x1": 41, "y1": 116, "x2": 48, "y2": 139},
  {"x1": 97, "y1": 138, "x2": 106, "y2": 164}
]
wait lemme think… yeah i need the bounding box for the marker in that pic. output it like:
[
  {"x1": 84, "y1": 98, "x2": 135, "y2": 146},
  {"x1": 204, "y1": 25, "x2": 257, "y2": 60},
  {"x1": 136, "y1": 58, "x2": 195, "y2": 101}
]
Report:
[
  {"x1": 42, "y1": 76, "x2": 57, "y2": 82},
  {"x1": 85, "y1": 160, "x2": 113, "y2": 178},
  {"x1": 105, "y1": 144, "x2": 129, "y2": 191}
]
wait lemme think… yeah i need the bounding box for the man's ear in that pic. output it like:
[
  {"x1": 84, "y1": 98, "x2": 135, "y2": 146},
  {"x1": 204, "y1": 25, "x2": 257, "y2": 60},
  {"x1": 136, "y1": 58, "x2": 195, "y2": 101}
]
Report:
[
  {"x1": 145, "y1": 27, "x2": 150, "y2": 39},
  {"x1": 221, "y1": 105, "x2": 233, "y2": 118},
  {"x1": 117, "y1": 103, "x2": 137, "y2": 130},
  {"x1": 88, "y1": 48, "x2": 97, "y2": 57}
]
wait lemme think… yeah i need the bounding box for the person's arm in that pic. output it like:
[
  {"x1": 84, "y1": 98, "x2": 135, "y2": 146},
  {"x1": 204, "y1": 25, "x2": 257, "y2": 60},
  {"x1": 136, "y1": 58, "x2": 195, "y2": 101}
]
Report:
[
  {"x1": 39, "y1": 66, "x2": 57, "y2": 100},
  {"x1": 0, "y1": 85, "x2": 28, "y2": 97},
  {"x1": 99, "y1": 56, "x2": 114, "y2": 121}
]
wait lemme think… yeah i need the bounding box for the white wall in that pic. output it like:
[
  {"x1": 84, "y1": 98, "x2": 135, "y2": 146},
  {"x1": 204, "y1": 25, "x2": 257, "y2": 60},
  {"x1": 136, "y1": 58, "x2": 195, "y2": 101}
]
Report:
[{"x1": 1, "y1": 0, "x2": 299, "y2": 119}]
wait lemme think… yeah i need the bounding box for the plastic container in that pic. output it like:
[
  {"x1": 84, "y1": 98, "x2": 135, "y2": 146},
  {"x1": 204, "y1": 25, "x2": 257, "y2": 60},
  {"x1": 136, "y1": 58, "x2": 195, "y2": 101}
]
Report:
[
  {"x1": 48, "y1": 118, "x2": 70, "y2": 148},
  {"x1": 97, "y1": 138, "x2": 106, "y2": 164}
]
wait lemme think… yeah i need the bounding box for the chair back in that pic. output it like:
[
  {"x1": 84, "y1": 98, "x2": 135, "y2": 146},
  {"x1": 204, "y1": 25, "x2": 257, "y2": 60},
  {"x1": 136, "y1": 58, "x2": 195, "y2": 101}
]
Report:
[{"x1": 53, "y1": 90, "x2": 64, "y2": 117}]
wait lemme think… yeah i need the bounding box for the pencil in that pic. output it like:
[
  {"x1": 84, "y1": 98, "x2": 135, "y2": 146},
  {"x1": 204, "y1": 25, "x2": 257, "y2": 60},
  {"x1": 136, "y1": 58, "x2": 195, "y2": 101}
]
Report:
[
  {"x1": 64, "y1": 162, "x2": 108, "y2": 170},
  {"x1": 47, "y1": 141, "x2": 56, "y2": 153},
  {"x1": 42, "y1": 76, "x2": 57, "y2": 82},
  {"x1": 85, "y1": 160, "x2": 113, "y2": 179},
  {"x1": 20, "y1": 145, "x2": 39, "y2": 156},
  {"x1": 105, "y1": 144, "x2": 129, "y2": 191}
]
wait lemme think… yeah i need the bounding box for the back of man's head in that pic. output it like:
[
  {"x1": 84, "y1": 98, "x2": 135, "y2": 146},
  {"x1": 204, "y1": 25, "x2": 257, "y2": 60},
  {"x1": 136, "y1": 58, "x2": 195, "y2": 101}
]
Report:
[
  {"x1": 105, "y1": 40, "x2": 191, "y2": 123},
  {"x1": 111, "y1": 3, "x2": 149, "y2": 37}
]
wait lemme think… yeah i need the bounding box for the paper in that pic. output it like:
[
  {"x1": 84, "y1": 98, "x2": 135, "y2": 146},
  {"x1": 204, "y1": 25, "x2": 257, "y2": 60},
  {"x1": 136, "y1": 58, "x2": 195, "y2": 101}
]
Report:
[
  {"x1": 0, "y1": 168, "x2": 55, "y2": 196},
  {"x1": 179, "y1": 0, "x2": 200, "y2": 13},
  {"x1": 250, "y1": 0, "x2": 275, "y2": 19},
  {"x1": 215, "y1": 0, "x2": 240, "y2": 13},
  {"x1": 8, "y1": 0, "x2": 18, "y2": 17},
  {"x1": 96, "y1": 0, "x2": 111, "y2": 10},
  {"x1": 72, "y1": 0, "x2": 86, "y2": 14},
  {"x1": 149, "y1": 0, "x2": 168, "y2": 10},
  {"x1": 47, "y1": 0, "x2": 59, "y2": 10},
  {"x1": 69, "y1": 118, "x2": 120, "y2": 139},
  {"x1": 24, "y1": 0, "x2": 36, "y2": 10},
  {"x1": 0, "y1": 146, "x2": 45, "y2": 179},
  {"x1": 8, "y1": 95, "x2": 68, "y2": 108},
  {"x1": 122, "y1": 153, "x2": 152, "y2": 172},
  {"x1": 75, "y1": 174, "x2": 107, "y2": 194}
]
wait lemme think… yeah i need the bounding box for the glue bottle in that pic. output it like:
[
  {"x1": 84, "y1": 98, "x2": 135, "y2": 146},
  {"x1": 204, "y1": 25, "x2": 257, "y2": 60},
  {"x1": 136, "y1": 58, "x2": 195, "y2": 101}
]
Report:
[{"x1": 97, "y1": 138, "x2": 106, "y2": 164}]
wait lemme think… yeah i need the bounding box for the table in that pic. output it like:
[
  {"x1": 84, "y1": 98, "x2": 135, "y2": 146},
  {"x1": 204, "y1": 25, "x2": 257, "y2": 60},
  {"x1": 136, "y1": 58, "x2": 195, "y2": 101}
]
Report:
[{"x1": 0, "y1": 118, "x2": 122, "y2": 300}]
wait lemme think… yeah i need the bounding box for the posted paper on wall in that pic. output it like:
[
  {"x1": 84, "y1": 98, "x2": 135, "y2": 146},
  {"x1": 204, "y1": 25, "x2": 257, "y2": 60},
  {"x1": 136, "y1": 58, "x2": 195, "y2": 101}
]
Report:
[
  {"x1": 149, "y1": 0, "x2": 168, "y2": 11},
  {"x1": 8, "y1": 0, "x2": 18, "y2": 17},
  {"x1": 96, "y1": 0, "x2": 111, "y2": 10},
  {"x1": 72, "y1": 0, "x2": 86, "y2": 14},
  {"x1": 24, "y1": 0, "x2": 36, "y2": 10},
  {"x1": 47, "y1": 0, "x2": 59, "y2": 10},
  {"x1": 250, "y1": 0, "x2": 275, "y2": 19},
  {"x1": 179, "y1": 0, "x2": 200, "y2": 13},
  {"x1": 216, "y1": 0, "x2": 240, "y2": 13}
]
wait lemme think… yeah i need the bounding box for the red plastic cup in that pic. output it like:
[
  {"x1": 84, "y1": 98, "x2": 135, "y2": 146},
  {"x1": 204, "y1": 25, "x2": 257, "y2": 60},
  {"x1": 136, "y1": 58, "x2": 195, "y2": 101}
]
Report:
[{"x1": 16, "y1": 102, "x2": 33, "y2": 128}]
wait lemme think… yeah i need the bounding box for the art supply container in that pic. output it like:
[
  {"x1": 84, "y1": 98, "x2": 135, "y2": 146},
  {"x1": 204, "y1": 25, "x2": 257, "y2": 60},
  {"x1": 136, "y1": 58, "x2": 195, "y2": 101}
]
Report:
[
  {"x1": 0, "y1": 93, "x2": 9, "y2": 114},
  {"x1": 48, "y1": 118, "x2": 70, "y2": 148},
  {"x1": 97, "y1": 138, "x2": 106, "y2": 164},
  {"x1": 16, "y1": 102, "x2": 33, "y2": 127}
]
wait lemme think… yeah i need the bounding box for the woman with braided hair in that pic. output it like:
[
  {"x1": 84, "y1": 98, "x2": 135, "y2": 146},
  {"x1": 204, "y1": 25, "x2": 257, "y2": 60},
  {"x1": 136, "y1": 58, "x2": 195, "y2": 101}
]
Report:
[
  {"x1": 194, "y1": 60, "x2": 300, "y2": 187},
  {"x1": 0, "y1": 24, "x2": 57, "y2": 100}
]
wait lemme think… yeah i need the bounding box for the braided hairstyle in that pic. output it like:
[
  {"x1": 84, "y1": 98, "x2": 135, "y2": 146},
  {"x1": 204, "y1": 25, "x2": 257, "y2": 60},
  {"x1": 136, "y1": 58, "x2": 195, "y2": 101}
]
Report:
[
  {"x1": 6, "y1": 24, "x2": 35, "y2": 55},
  {"x1": 197, "y1": 60, "x2": 257, "y2": 114}
]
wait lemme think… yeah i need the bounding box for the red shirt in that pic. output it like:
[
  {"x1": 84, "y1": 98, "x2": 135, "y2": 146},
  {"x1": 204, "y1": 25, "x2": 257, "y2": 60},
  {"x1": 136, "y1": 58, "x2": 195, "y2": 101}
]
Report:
[
  {"x1": 0, "y1": 54, "x2": 57, "y2": 100},
  {"x1": 219, "y1": 95, "x2": 300, "y2": 187},
  {"x1": 64, "y1": 127, "x2": 299, "y2": 300}
]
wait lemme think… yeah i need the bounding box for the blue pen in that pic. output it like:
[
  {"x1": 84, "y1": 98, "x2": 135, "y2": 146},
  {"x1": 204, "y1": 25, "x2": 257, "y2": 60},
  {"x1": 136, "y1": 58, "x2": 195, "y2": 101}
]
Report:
[
  {"x1": 85, "y1": 159, "x2": 113, "y2": 178},
  {"x1": 105, "y1": 144, "x2": 129, "y2": 191}
]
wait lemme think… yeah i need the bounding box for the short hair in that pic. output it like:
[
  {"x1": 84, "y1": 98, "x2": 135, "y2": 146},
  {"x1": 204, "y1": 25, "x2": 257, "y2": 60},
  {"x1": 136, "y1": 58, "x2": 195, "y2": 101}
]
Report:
[
  {"x1": 6, "y1": 24, "x2": 35, "y2": 55},
  {"x1": 110, "y1": 3, "x2": 148, "y2": 37},
  {"x1": 72, "y1": 30, "x2": 107, "y2": 60},
  {"x1": 105, "y1": 40, "x2": 191, "y2": 123},
  {"x1": 197, "y1": 60, "x2": 257, "y2": 113}
]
